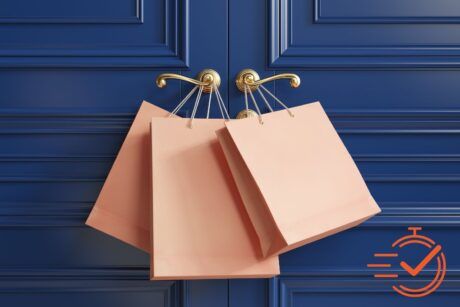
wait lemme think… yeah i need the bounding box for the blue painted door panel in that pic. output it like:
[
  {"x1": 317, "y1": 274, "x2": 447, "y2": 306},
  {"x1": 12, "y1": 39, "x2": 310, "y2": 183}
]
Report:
[
  {"x1": 0, "y1": 0, "x2": 141, "y2": 23},
  {"x1": 0, "y1": 0, "x2": 185, "y2": 68},
  {"x1": 1, "y1": 0, "x2": 459, "y2": 306}
]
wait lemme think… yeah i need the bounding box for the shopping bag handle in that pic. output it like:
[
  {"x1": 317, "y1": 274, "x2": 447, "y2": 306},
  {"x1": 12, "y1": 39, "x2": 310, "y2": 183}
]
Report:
[
  {"x1": 156, "y1": 69, "x2": 230, "y2": 127},
  {"x1": 243, "y1": 83, "x2": 296, "y2": 124},
  {"x1": 235, "y1": 69, "x2": 300, "y2": 124}
]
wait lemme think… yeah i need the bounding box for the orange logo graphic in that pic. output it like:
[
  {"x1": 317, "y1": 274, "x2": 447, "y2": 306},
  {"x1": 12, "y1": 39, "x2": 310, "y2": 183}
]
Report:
[{"x1": 367, "y1": 227, "x2": 446, "y2": 298}]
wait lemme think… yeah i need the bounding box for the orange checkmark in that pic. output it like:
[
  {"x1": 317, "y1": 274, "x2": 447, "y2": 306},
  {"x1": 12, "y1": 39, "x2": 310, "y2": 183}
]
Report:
[{"x1": 400, "y1": 245, "x2": 442, "y2": 277}]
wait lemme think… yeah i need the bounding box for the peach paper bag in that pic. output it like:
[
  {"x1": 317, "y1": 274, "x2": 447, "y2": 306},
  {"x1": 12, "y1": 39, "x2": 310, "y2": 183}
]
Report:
[
  {"x1": 216, "y1": 102, "x2": 381, "y2": 257},
  {"x1": 150, "y1": 117, "x2": 279, "y2": 280},
  {"x1": 86, "y1": 101, "x2": 176, "y2": 252}
]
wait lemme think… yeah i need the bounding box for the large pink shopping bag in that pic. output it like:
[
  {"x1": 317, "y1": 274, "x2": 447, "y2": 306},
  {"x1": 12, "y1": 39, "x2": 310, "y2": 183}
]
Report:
[
  {"x1": 150, "y1": 117, "x2": 279, "y2": 280},
  {"x1": 216, "y1": 102, "x2": 381, "y2": 257},
  {"x1": 86, "y1": 101, "x2": 175, "y2": 252}
]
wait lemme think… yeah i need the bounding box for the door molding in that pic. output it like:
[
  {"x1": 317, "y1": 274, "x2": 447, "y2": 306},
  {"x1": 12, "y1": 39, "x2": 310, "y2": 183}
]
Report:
[
  {"x1": 269, "y1": 0, "x2": 460, "y2": 69},
  {"x1": 0, "y1": 0, "x2": 189, "y2": 68}
]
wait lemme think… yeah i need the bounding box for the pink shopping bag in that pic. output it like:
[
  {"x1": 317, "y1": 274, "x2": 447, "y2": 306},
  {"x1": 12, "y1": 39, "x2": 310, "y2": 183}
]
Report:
[
  {"x1": 216, "y1": 102, "x2": 381, "y2": 257},
  {"x1": 86, "y1": 101, "x2": 175, "y2": 252},
  {"x1": 150, "y1": 117, "x2": 279, "y2": 280}
]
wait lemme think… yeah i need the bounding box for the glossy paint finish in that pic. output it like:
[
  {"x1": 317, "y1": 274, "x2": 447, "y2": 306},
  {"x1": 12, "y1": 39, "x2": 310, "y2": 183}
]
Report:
[{"x1": 0, "y1": 0, "x2": 458, "y2": 306}]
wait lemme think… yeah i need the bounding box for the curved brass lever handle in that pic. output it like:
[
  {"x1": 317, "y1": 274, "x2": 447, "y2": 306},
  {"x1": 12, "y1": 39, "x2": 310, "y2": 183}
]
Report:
[
  {"x1": 235, "y1": 69, "x2": 300, "y2": 92},
  {"x1": 156, "y1": 69, "x2": 221, "y2": 93}
]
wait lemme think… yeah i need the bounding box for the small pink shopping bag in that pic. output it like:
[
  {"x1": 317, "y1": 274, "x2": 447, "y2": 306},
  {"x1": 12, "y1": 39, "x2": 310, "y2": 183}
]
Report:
[
  {"x1": 150, "y1": 117, "x2": 279, "y2": 279},
  {"x1": 216, "y1": 101, "x2": 381, "y2": 257}
]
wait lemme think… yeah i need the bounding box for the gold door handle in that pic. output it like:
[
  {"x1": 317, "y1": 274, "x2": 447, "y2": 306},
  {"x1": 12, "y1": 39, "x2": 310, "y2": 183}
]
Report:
[
  {"x1": 156, "y1": 69, "x2": 221, "y2": 93},
  {"x1": 235, "y1": 69, "x2": 300, "y2": 92}
]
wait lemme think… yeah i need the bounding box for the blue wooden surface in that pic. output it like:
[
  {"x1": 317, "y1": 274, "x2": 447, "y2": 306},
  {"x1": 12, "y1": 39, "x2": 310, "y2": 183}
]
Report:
[{"x1": 0, "y1": 0, "x2": 458, "y2": 306}]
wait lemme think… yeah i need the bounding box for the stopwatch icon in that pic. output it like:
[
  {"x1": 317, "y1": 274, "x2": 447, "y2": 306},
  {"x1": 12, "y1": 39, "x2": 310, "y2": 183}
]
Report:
[{"x1": 368, "y1": 227, "x2": 446, "y2": 298}]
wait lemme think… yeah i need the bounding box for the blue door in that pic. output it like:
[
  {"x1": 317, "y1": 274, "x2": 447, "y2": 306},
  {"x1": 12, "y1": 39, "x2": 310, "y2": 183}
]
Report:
[
  {"x1": 1, "y1": 0, "x2": 458, "y2": 306},
  {"x1": 227, "y1": 0, "x2": 460, "y2": 306}
]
